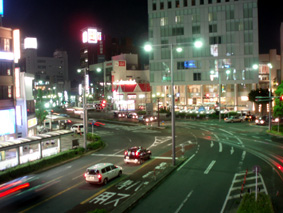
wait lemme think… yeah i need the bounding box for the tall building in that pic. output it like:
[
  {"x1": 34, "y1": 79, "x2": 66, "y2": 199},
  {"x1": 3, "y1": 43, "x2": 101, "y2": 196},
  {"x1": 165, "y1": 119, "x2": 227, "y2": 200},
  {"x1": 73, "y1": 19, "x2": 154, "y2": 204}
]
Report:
[
  {"x1": 147, "y1": 0, "x2": 259, "y2": 112},
  {"x1": 21, "y1": 39, "x2": 70, "y2": 99}
]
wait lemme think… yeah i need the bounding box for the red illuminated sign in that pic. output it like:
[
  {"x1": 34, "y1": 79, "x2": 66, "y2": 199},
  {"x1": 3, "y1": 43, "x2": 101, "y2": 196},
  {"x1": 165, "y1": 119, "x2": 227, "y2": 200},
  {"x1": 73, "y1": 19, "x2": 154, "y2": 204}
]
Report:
[{"x1": 119, "y1": 61, "x2": 125, "y2": 66}]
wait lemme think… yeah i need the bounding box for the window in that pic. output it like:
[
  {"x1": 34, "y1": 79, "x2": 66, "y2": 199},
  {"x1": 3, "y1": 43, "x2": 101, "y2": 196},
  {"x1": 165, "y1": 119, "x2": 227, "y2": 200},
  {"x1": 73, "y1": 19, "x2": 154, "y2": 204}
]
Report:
[
  {"x1": 193, "y1": 73, "x2": 201, "y2": 81},
  {"x1": 172, "y1": 27, "x2": 184, "y2": 36},
  {"x1": 244, "y1": 44, "x2": 253, "y2": 55},
  {"x1": 192, "y1": 25, "x2": 201, "y2": 34},
  {"x1": 192, "y1": 0, "x2": 195, "y2": 6},
  {"x1": 244, "y1": 8, "x2": 253, "y2": 18},
  {"x1": 226, "y1": 10, "x2": 235, "y2": 19},
  {"x1": 168, "y1": 1, "x2": 172, "y2": 8},
  {"x1": 208, "y1": 0, "x2": 212, "y2": 3},
  {"x1": 208, "y1": 12, "x2": 217, "y2": 21},
  {"x1": 176, "y1": 0, "x2": 180, "y2": 8},
  {"x1": 209, "y1": 36, "x2": 222, "y2": 44},
  {"x1": 153, "y1": 3, "x2": 156, "y2": 10},
  {"x1": 175, "y1": 16, "x2": 181, "y2": 23},
  {"x1": 209, "y1": 24, "x2": 217, "y2": 33},
  {"x1": 200, "y1": 0, "x2": 204, "y2": 5},
  {"x1": 4, "y1": 38, "x2": 10, "y2": 51},
  {"x1": 217, "y1": 0, "x2": 221, "y2": 2},
  {"x1": 160, "y1": 2, "x2": 164, "y2": 9},
  {"x1": 184, "y1": 0, "x2": 188, "y2": 7},
  {"x1": 226, "y1": 0, "x2": 229, "y2": 2}
]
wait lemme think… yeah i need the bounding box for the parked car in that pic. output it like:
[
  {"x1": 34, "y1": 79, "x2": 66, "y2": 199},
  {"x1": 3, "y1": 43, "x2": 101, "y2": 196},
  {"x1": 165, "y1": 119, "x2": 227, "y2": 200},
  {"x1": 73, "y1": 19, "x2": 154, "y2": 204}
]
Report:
[
  {"x1": 224, "y1": 116, "x2": 244, "y2": 123},
  {"x1": 84, "y1": 163, "x2": 122, "y2": 185},
  {"x1": 124, "y1": 146, "x2": 151, "y2": 164},
  {"x1": 70, "y1": 123, "x2": 84, "y2": 133}
]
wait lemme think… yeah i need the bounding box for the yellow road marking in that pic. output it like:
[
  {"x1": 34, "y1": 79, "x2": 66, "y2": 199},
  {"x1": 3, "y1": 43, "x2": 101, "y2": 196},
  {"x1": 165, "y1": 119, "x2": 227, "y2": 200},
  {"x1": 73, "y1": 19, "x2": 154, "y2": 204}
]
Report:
[{"x1": 20, "y1": 181, "x2": 84, "y2": 213}]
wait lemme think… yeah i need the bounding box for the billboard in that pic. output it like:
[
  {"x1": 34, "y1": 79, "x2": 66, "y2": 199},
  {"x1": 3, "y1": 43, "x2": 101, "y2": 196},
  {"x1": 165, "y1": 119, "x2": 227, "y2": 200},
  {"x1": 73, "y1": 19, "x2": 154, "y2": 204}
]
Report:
[
  {"x1": 82, "y1": 28, "x2": 102, "y2": 44},
  {"x1": 0, "y1": 0, "x2": 3, "y2": 16},
  {"x1": 24, "y1": 37, "x2": 38, "y2": 49},
  {"x1": 0, "y1": 109, "x2": 16, "y2": 135}
]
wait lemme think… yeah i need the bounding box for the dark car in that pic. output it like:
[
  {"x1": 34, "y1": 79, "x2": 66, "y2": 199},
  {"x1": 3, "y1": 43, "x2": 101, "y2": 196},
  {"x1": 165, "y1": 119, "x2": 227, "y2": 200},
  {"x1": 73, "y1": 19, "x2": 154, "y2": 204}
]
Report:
[
  {"x1": 255, "y1": 116, "x2": 269, "y2": 125},
  {"x1": 124, "y1": 146, "x2": 151, "y2": 164},
  {"x1": 127, "y1": 112, "x2": 138, "y2": 119}
]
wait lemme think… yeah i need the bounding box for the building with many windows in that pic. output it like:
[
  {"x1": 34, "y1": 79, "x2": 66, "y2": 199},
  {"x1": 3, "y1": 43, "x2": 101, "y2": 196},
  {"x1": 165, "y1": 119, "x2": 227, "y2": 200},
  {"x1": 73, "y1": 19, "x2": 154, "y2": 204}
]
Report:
[{"x1": 147, "y1": 0, "x2": 259, "y2": 112}]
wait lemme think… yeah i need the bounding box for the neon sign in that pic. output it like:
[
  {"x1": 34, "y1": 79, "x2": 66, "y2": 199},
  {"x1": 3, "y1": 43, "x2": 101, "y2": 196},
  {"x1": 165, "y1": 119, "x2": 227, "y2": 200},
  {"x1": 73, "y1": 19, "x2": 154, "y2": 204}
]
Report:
[{"x1": 82, "y1": 28, "x2": 102, "y2": 44}]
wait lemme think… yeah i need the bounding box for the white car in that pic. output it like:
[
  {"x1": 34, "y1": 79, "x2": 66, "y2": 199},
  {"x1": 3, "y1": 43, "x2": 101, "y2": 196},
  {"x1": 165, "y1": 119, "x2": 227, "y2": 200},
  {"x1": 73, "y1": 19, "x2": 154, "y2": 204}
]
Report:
[
  {"x1": 70, "y1": 123, "x2": 84, "y2": 133},
  {"x1": 84, "y1": 163, "x2": 122, "y2": 185}
]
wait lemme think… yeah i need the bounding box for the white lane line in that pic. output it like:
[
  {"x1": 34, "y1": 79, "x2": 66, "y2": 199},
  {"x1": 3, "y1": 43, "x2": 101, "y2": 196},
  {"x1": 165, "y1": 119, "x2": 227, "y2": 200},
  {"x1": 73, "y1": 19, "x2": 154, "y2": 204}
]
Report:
[
  {"x1": 210, "y1": 141, "x2": 214, "y2": 148},
  {"x1": 174, "y1": 190, "x2": 193, "y2": 213},
  {"x1": 230, "y1": 147, "x2": 234, "y2": 155},
  {"x1": 220, "y1": 173, "x2": 238, "y2": 213},
  {"x1": 177, "y1": 154, "x2": 196, "y2": 172},
  {"x1": 204, "y1": 160, "x2": 216, "y2": 174},
  {"x1": 113, "y1": 149, "x2": 125, "y2": 155},
  {"x1": 219, "y1": 143, "x2": 222, "y2": 152}
]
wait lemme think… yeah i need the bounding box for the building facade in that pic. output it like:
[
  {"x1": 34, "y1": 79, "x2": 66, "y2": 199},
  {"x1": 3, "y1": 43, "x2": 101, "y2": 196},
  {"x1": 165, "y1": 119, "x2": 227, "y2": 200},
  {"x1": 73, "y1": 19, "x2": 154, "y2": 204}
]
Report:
[
  {"x1": 89, "y1": 54, "x2": 151, "y2": 110},
  {"x1": 147, "y1": 0, "x2": 259, "y2": 112}
]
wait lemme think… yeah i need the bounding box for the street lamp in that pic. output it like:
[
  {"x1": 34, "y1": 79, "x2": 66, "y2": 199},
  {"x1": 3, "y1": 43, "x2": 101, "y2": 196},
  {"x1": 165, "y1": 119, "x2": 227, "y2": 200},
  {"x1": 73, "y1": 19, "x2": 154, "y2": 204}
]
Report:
[
  {"x1": 144, "y1": 40, "x2": 203, "y2": 165},
  {"x1": 77, "y1": 68, "x2": 88, "y2": 150}
]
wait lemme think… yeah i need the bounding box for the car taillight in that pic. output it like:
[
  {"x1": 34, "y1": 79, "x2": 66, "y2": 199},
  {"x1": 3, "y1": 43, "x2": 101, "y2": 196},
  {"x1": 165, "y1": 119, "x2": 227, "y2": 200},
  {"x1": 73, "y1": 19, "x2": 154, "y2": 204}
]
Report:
[
  {"x1": 84, "y1": 173, "x2": 87, "y2": 178},
  {"x1": 124, "y1": 151, "x2": 128, "y2": 155},
  {"x1": 97, "y1": 174, "x2": 102, "y2": 180},
  {"x1": 136, "y1": 151, "x2": 140, "y2": 156}
]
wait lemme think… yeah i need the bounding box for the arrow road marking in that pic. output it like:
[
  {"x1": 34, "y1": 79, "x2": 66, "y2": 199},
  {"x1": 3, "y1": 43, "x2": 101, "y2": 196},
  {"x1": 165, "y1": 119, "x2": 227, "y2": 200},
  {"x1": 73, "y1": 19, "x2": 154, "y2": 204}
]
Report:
[
  {"x1": 210, "y1": 141, "x2": 214, "y2": 148},
  {"x1": 230, "y1": 147, "x2": 234, "y2": 155}
]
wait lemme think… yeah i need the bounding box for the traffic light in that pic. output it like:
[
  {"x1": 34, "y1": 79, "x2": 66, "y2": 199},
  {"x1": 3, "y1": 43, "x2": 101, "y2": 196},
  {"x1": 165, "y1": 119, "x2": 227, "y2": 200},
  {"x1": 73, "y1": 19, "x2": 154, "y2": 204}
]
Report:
[{"x1": 280, "y1": 95, "x2": 283, "y2": 101}]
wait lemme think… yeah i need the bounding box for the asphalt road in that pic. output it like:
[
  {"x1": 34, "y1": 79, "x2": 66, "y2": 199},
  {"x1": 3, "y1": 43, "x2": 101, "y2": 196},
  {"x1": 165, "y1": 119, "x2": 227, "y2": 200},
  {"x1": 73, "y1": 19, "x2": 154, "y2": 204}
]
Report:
[{"x1": 1, "y1": 118, "x2": 283, "y2": 212}]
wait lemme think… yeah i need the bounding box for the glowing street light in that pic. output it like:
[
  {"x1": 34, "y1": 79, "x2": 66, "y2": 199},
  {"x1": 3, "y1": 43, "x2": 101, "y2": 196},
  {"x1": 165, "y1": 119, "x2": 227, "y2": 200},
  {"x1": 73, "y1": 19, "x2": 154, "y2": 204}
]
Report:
[{"x1": 144, "y1": 40, "x2": 203, "y2": 165}]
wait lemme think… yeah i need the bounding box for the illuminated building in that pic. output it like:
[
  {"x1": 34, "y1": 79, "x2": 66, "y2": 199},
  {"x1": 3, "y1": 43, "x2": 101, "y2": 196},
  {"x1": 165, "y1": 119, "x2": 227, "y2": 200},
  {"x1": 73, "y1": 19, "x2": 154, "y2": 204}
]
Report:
[
  {"x1": 147, "y1": 0, "x2": 259, "y2": 112},
  {"x1": 89, "y1": 54, "x2": 151, "y2": 110},
  {"x1": 21, "y1": 41, "x2": 70, "y2": 97}
]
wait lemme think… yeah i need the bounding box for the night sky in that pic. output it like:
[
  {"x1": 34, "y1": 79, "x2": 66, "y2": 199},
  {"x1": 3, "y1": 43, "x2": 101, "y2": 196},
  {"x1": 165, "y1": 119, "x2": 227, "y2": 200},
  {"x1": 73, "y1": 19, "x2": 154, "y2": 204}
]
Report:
[{"x1": 3, "y1": 0, "x2": 283, "y2": 80}]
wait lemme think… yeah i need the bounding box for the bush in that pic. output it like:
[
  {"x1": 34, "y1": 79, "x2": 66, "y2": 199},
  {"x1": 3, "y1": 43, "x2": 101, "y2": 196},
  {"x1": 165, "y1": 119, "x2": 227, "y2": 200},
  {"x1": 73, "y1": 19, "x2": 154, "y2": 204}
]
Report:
[
  {"x1": 237, "y1": 193, "x2": 274, "y2": 213},
  {"x1": 137, "y1": 111, "x2": 146, "y2": 115},
  {"x1": 159, "y1": 108, "x2": 170, "y2": 113},
  {"x1": 87, "y1": 140, "x2": 104, "y2": 150},
  {"x1": 87, "y1": 133, "x2": 101, "y2": 142}
]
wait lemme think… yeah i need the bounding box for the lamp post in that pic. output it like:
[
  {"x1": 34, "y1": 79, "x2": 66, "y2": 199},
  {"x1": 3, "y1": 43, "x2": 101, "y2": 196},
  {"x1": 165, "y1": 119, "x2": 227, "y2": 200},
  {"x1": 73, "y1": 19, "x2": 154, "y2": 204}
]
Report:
[
  {"x1": 77, "y1": 68, "x2": 88, "y2": 150},
  {"x1": 145, "y1": 40, "x2": 203, "y2": 166},
  {"x1": 96, "y1": 62, "x2": 106, "y2": 98},
  {"x1": 268, "y1": 63, "x2": 272, "y2": 131}
]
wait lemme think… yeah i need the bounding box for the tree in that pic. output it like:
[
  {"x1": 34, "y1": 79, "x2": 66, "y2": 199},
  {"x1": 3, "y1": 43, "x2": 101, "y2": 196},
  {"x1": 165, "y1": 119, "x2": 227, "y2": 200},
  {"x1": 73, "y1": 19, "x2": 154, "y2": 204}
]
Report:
[
  {"x1": 273, "y1": 81, "x2": 283, "y2": 118},
  {"x1": 248, "y1": 88, "x2": 270, "y2": 115},
  {"x1": 35, "y1": 89, "x2": 48, "y2": 125}
]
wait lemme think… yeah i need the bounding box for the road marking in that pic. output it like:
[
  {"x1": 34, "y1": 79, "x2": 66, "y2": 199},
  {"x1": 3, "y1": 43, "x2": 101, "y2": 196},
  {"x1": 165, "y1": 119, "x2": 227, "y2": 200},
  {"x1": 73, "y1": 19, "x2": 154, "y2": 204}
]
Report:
[
  {"x1": 220, "y1": 173, "x2": 237, "y2": 213},
  {"x1": 177, "y1": 154, "x2": 195, "y2": 172},
  {"x1": 230, "y1": 147, "x2": 234, "y2": 155},
  {"x1": 210, "y1": 141, "x2": 214, "y2": 148},
  {"x1": 174, "y1": 190, "x2": 193, "y2": 213},
  {"x1": 20, "y1": 181, "x2": 84, "y2": 213},
  {"x1": 219, "y1": 143, "x2": 222, "y2": 152},
  {"x1": 204, "y1": 160, "x2": 216, "y2": 174}
]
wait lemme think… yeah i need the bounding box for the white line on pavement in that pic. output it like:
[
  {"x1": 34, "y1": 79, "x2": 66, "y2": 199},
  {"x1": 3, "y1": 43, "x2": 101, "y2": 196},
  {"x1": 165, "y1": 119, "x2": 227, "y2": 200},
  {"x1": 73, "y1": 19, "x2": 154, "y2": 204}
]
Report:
[
  {"x1": 219, "y1": 143, "x2": 222, "y2": 152},
  {"x1": 177, "y1": 154, "x2": 196, "y2": 172},
  {"x1": 174, "y1": 190, "x2": 193, "y2": 213},
  {"x1": 204, "y1": 160, "x2": 216, "y2": 174}
]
